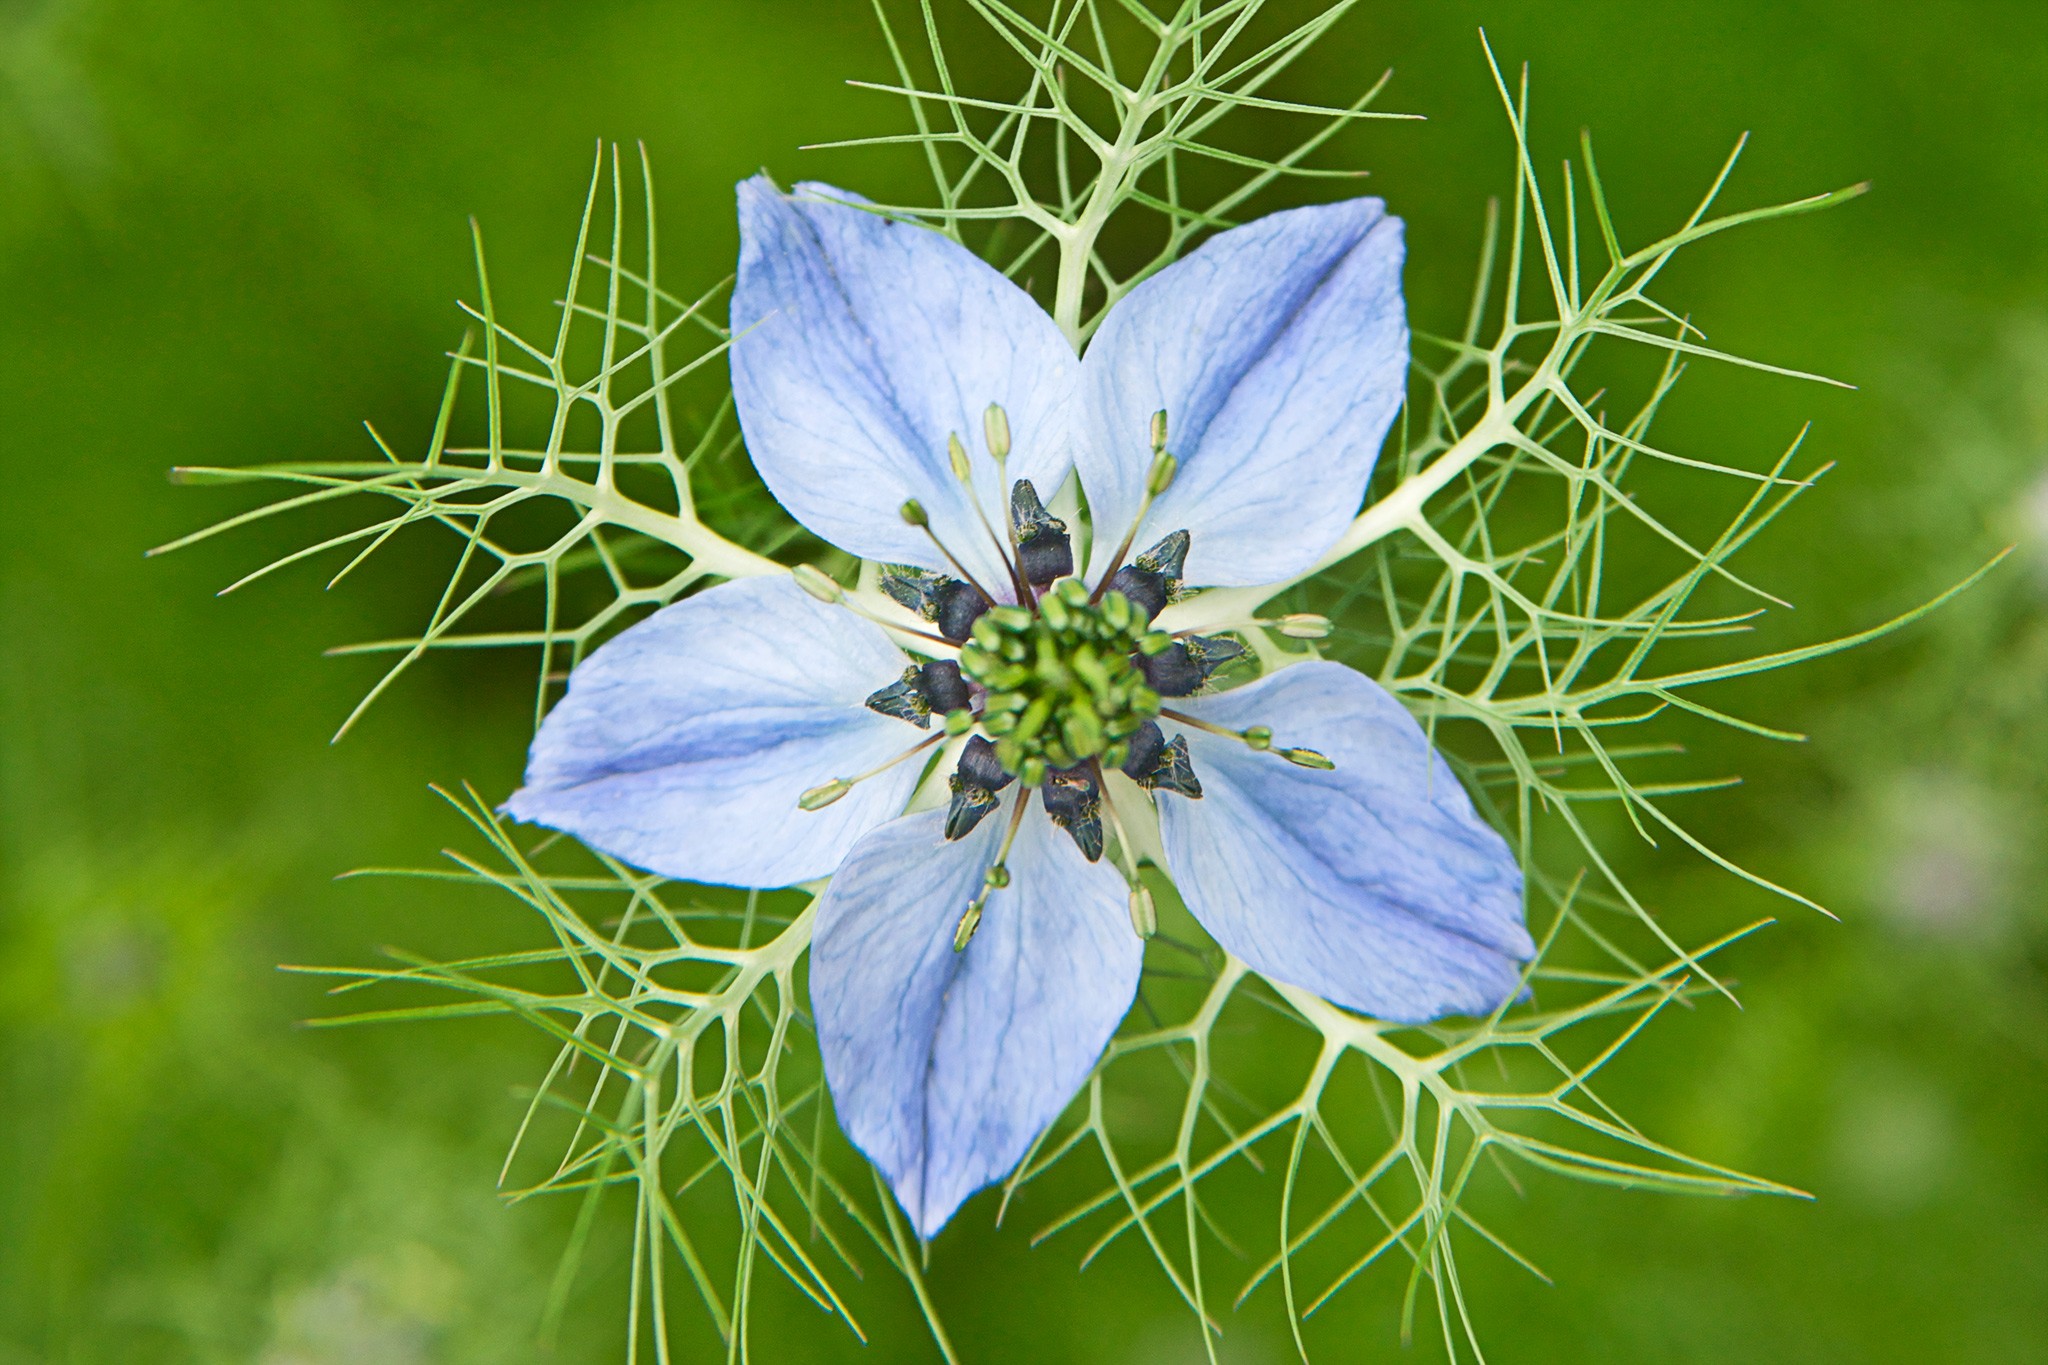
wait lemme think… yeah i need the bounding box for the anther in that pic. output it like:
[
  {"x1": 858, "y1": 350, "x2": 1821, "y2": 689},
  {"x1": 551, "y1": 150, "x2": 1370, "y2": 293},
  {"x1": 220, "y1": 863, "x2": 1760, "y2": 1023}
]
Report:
[
  {"x1": 984, "y1": 403, "x2": 1012, "y2": 462},
  {"x1": 948, "y1": 432, "x2": 973, "y2": 482},
  {"x1": 1275, "y1": 614, "x2": 1333, "y2": 640},
  {"x1": 791, "y1": 563, "x2": 843, "y2": 604},
  {"x1": 1089, "y1": 408, "x2": 1183, "y2": 602},
  {"x1": 1128, "y1": 884, "x2": 1157, "y2": 939},
  {"x1": 1146, "y1": 449, "x2": 1178, "y2": 497},
  {"x1": 954, "y1": 790, "x2": 1032, "y2": 952},
  {"x1": 799, "y1": 778, "x2": 851, "y2": 811},
  {"x1": 1282, "y1": 747, "x2": 1336, "y2": 770},
  {"x1": 800, "y1": 731, "x2": 947, "y2": 812},
  {"x1": 1160, "y1": 708, "x2": 1286, "y2": 759},
  {"x1": 900, "y1": 499, "x2": 929, "y2": 527}
]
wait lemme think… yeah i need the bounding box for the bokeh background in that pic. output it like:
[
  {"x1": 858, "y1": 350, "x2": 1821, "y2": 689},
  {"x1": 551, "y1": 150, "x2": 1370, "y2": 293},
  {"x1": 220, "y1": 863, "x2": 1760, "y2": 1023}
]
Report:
[{"x1": 3, "y1": 1, "x2": 2044, "y2": 1361}]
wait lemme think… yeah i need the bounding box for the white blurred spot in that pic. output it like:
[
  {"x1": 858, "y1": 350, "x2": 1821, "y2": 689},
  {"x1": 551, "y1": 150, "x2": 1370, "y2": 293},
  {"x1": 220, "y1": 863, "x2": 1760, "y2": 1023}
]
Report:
[
  {"x1": 260, "y1": 1243, "x2": 461, "y2": 1365},
  {"x1": 1133, "y1": 1317, "x2": 1280, "y2": 1365},
  {"x1": 2021, "y1": 466, "x2": 2048, "y2": 569},
  {"x1": 1868, "y1": 768, "x2": 2013, "y2": 941},
  {"x1": 1827, "y1": 1061, "x2": 1955, "y2": 1212}
]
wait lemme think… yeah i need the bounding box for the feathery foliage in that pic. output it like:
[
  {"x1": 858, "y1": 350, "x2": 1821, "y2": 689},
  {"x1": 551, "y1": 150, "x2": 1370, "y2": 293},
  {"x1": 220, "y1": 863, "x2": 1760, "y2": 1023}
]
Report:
[{"x1": 160, "y1": 2, "x2": 1975, "y2": 1361}]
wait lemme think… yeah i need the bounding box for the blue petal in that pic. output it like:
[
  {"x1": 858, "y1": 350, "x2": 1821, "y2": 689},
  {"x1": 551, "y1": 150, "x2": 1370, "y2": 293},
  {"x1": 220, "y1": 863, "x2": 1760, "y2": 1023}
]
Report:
[
  {"x1": 1079, "y1": 199, "x2": 1407, "y2": 587},
  {"x1": 505, "y1": 576, "x2": 924, "y2": 889},
  {"x1": 811, "y1": 801, "x2": 1139, "y2": 1238},
  {"x1": 1156, "y1": 662, "x2": 1531, "y2": 1023},
  {"x1": 731, "y1": 177, "x2": 1079, "y2": 596}
]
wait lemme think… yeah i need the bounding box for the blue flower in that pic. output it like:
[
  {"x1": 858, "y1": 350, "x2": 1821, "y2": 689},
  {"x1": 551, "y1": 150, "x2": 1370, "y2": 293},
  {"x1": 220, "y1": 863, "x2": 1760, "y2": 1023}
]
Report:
[{"x1": 506, "y1": 177, "x2": 1532, "y2": 1239}]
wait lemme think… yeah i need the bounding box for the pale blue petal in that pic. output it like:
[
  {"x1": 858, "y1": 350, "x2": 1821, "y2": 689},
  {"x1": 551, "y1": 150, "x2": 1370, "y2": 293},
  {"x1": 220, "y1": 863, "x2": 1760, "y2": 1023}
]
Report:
[
  {"x1": 731, "y1": 177, "x2": 1079, "y2": 596},
  {"x1": 505, "y1": 576, "x2": 921, "y2": 889},
  {"x1": 1079, "y1": 199, "x2": 1407, "y2": 587},
  {"x1": 1157, "y1": 662, "x2": 1531, "y2": 1023},
  {"x1": 811, "y1": 800, "x2": 1139, "y2": 1238}
]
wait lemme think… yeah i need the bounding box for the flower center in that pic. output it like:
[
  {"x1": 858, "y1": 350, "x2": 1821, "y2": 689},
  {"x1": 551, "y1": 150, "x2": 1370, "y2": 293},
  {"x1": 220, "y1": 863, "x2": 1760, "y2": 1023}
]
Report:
[{"x1": 957, "y1": 578, "x2": 1168, "y2": 785}]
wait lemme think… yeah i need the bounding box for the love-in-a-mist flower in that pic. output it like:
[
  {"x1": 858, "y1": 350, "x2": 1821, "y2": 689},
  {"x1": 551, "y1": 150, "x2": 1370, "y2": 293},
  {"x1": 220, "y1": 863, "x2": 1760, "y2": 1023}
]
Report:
[{"x1": 505, "y1": 177, "x2": 1533, "y2": 1239}]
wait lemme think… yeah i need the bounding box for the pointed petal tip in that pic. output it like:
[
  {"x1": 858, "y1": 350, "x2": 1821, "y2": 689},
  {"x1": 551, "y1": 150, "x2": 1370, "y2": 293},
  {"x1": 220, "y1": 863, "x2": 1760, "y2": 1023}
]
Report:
[
  {"x1": 1077, "y1": 196, "x2": 1411, "y2": 587},
  {"x1": 730, "y1": 169, "x2": 1078, "y2": 588},
  {"x1": 811, "y1": 805, "x2": 1138, "y2": 1242},
  {"x1": 509, "y1": 576, "x2": 919, "y2": 890}
]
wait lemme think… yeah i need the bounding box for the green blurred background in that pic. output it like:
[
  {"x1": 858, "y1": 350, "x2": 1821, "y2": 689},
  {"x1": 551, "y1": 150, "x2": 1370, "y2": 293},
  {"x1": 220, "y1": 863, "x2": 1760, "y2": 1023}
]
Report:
[{"x1": 2, "y1": 0, "x2": 2043, "y2": 1360}]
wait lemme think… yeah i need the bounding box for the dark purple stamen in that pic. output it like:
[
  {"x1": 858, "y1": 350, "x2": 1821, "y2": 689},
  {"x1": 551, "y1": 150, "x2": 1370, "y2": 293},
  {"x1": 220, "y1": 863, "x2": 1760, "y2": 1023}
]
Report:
[
  {"x1": 1009, "y1": 479, "x2": 1074, "y2": 586},
  {"x1": 946, "y1": 735, "x2": 1015, "y2": 840},
  {"x1": 1121, "y1": 720, "x2": 1202, "y2": 799},
  {"x1": 1040, "y1": 765, "x2": 1104, "y2": 861}
]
